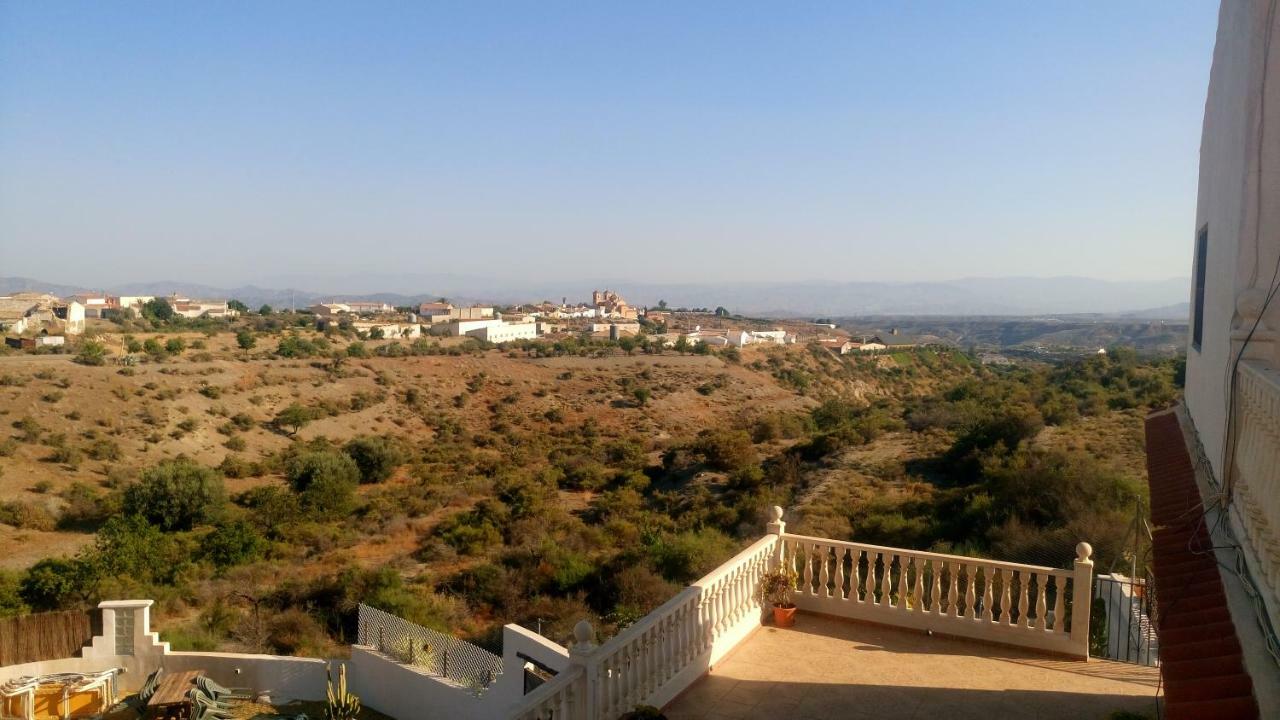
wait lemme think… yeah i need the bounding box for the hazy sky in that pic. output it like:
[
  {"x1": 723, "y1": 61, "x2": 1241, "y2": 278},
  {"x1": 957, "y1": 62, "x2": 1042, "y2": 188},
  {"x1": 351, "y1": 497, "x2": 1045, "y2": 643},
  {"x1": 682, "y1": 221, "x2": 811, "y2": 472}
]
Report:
[{"x1": 0, "y1": 1, "x2": 1216, "y2": 289}]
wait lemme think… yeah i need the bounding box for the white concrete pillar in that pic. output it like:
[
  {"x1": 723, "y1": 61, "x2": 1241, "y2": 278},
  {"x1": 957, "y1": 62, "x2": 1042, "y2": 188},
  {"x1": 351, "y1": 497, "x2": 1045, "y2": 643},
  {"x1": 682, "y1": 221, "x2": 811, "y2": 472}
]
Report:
[{"x1": 1070, "y1": 543, "x2": 1095, "y2": 659}]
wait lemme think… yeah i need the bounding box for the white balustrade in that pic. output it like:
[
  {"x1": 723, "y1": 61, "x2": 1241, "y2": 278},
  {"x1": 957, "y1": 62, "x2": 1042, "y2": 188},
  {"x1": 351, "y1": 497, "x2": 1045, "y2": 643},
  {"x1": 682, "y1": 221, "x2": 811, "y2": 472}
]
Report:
[
  {"x1": 506, "y1": 535, "x2": 778, "y2": 720},
  {"x1": 1232, "y1": 359, "x2": 1280, "y2": 632},
  {"x1": 506, "y1": 508, "x2": 1095, "y2": 719},
  {"x1": 511, "y1": 666, "x2": 583, "y2": 720},
  {"x1": 779, "y1": 533, "x2": 1094, "y2": 657}
]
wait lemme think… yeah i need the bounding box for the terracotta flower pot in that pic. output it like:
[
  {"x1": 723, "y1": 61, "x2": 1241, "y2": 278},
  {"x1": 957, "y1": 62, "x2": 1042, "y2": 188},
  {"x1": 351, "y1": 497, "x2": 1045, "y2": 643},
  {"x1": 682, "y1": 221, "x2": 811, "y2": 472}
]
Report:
[{"x1": 773, "y1": 604, "x2": 797, "y2": 627}]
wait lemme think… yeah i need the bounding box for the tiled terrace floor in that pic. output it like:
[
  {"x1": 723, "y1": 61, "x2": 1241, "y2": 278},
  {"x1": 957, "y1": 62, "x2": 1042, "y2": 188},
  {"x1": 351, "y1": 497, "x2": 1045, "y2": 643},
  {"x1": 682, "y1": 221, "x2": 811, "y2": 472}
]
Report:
[{"x1": 665, "y1": 614, "x2": 1161, "y2": 720}]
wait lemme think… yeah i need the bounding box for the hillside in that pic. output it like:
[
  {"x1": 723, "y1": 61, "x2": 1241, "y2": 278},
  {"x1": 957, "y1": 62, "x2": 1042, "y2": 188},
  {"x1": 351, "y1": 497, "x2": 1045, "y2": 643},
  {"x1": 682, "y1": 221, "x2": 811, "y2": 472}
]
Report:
[{"x1": 0, "y1": 319, "x2": 1179, "y2": 654}]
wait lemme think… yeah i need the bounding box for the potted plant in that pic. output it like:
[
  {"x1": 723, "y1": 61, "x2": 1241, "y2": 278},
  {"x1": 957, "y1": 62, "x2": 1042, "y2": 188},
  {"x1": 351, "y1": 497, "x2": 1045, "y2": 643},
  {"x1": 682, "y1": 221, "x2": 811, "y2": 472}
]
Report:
[{"x1": 758, "y1": 566, "x2": 799, "y2": 627}]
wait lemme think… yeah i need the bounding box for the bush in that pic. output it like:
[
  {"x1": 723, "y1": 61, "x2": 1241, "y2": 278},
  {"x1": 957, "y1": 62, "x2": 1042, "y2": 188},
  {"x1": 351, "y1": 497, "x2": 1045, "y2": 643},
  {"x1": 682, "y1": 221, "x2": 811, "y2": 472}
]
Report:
[
  {"x1": 58, "y1": 482, "x2": 113, "y2": 529},
  {"x1": 648, "y1": 529, "x2": 737, "y2": 583},
  {"x1": 0, "y1": 502, "x2": 57, "y2": 531},
  {"x1": 122, "y1": 459, "x2": 227, "y2": 531},
  {"x1": 344, "y1": 436, "x2": 405, "y2": 484},
  {"x1": 75, "y1": 340, "x2": 108, "y2": 366},
  {"x1": 20, "y1": 557, "x2": 91, "y2": 611},
  {"x1": 203, "y1": 520, "x2": 267, "y2": 569},
  {"x1": 87, "y1": 438, "x2": 122, "y2": 461},
  {"x1": 286, "y1": 451, "x2": 359, "y2": 519},
  {"x1": 266, "y1": 608, "x2": 326, "y2": 655}
]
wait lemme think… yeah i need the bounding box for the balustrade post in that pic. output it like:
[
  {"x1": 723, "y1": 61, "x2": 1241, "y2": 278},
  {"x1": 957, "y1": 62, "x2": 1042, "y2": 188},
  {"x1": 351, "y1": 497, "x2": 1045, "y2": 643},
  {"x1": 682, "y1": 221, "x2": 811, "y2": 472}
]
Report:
[
  {"x1": 569, "y1": 620, "x2": 597, "y2": 720},
  {"x1": 1070, "y1": 543, "x2": 1094, "y2": 659},
  {"x1": 766, "y1": 506, "x2": 786, "y2": 574}
]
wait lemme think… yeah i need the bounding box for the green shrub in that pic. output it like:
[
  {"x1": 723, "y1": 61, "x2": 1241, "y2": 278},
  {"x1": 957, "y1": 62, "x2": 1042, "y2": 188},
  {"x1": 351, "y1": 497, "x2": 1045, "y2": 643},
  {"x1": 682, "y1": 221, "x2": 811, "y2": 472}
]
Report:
[
  {"x1": 286, "y1": 450, "x2": 359, "y2": 519},
  {"x1": 344, "y1": 436, "x2": 405, "y2": 484},
  {"x1": 123, "y1": 459, "x2": 227, "y2": 531},
  {"x1": 202, "y1": 520, "x2": 267, "y2": 569}
]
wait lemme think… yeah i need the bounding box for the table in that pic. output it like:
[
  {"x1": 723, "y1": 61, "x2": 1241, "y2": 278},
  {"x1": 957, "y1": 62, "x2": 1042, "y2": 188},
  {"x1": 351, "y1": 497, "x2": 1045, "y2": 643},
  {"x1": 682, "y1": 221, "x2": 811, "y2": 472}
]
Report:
[{"x1": 148, "y1": 670, "x2": 203, "y2": 720}]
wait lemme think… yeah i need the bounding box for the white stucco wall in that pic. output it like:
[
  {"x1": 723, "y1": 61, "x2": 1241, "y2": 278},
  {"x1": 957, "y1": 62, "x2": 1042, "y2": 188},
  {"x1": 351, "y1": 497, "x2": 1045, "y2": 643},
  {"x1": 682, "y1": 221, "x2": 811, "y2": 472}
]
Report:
[
  {"x1": 1188, "y1": 0, "x2": 1280, "y2": 477},
  {"x1": 348, "y1": 646, "x2": 495, "y2": 720}
]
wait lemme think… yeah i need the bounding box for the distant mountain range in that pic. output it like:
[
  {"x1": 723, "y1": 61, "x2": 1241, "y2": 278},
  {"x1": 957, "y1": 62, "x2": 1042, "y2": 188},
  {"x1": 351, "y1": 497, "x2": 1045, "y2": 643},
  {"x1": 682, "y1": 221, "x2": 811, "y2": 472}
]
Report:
[{"x1": 0, "y1": 275, "x2": 1191, "y2": 319}]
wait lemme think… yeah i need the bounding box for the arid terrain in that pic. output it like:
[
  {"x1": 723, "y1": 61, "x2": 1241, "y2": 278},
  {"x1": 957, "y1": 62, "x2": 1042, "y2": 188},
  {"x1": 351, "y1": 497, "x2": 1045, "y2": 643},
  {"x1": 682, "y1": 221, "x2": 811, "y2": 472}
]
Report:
[{"x1": 0, "y1": 319, "x2": 1173, "y2": 654}]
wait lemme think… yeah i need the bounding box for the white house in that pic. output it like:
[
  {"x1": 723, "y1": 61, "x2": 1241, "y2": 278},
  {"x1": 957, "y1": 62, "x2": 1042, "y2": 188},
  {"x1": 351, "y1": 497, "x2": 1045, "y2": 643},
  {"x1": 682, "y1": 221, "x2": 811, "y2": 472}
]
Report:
[
  {"x1": 352, "y1": 321, "x2": 421, "y2": 340},
  {"x1": 748, "y1": 329, "x2": 790, "y2": 345},
  {"x1": 445, "y1": 318, "x2": 504, "y2": 336},
  {"x1": 1146, "y1": 2, "x2": 1280, "y2": 714},
  {"x1": 465, "y1": 321, "x2": 538, "y2": 343},
  {"x1": 167, "y1": 295, "x2": 237, "y2": 319}
]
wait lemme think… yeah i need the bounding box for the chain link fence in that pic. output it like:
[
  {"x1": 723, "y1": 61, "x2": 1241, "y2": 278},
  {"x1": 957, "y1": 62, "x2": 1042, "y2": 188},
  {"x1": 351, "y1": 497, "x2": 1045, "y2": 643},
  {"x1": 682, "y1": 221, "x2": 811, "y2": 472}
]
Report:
[{"x1": 357, "y1": 604, "x2": 503, "y2": 693}]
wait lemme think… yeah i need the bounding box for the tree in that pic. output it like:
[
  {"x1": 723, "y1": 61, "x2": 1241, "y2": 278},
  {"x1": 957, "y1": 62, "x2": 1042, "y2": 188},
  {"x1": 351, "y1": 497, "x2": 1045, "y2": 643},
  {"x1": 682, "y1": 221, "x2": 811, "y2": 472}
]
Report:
[
  {"x1": 228, "y1": 299, "x2": 249, "y2": 313},
  {"x1": 714, "y1": 306, "x2": 730, "y2": 317},
  {"x1": 19, "y1": 558, "x2": 92, "y2": 611},
  {"x1": 122, "y1": 459, "x2": 227, "y2": 531},
  {"x1": 344, "y1": 436, "x2": 404, "y2": 483},
  {"x1": 258, "y1": 304, "x2": 274, "y2": 315},
  {"x1": 273, "y1": 403, "x2": 314, "y2": 436},
  {"x1": 286, "y1": 451, "x2": 359, "y2": 518},
  {"x1": 75, "y1": 339, "x2": 108, "y2": 366},
  {"x1": 658, "y1": 299, "x2": 668, "y2": 309},
  {"x1": 143, "y1": 298, "x2": 175, "y2": 323},
  {"x1": 236, "y1": 329, "x2": 256, "y2": 350}
]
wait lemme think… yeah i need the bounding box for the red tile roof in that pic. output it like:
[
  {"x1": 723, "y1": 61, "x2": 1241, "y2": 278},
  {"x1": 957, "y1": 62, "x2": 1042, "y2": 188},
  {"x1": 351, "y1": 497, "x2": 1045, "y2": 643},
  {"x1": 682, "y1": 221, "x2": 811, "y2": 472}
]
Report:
[{"x1": 1145, "y1": 411, "x2": 1258, "y2": 720}]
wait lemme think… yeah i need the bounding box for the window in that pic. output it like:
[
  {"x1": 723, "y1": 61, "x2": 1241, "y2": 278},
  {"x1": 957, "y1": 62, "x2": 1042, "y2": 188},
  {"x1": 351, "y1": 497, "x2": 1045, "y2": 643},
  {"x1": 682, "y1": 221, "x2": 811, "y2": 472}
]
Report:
[{"x1": 1192, "y1": 225, "x2": 1208, "y2": 351}]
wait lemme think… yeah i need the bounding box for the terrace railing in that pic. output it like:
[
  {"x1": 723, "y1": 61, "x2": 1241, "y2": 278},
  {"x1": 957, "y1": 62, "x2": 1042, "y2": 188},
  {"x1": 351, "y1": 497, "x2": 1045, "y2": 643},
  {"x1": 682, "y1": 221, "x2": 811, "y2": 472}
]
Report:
[
  {"x1": 779, "y1": 533, "x2": 1094, "y2": 658},
  {"x1": 505, "y1": 508, "x2": 1094, "y2": 720}
]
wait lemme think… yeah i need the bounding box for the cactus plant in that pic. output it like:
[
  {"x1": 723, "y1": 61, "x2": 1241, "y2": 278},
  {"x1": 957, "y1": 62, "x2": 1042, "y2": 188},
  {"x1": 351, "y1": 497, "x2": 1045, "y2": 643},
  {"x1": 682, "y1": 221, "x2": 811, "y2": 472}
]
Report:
[{"x1": 325, "y1": 663, "x2": 361, "y2": 720}]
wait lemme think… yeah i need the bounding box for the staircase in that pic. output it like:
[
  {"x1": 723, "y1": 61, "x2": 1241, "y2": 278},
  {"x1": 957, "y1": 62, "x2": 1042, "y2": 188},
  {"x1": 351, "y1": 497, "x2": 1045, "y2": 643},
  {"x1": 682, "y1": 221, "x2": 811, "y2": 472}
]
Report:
[{"x1": 1145, "y1": 411, "x2": 1258, "y2": 720}]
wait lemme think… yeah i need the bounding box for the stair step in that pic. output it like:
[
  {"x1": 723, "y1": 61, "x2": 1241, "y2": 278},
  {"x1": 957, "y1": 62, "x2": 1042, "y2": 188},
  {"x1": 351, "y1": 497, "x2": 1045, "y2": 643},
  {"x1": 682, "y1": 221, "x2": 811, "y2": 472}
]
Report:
[
  {"x1": 1158, "y1": 592, "x2": 1233, "y2": 615},
  {"x1": 1164, "y1": 695, "x2": 1259, "y2": 720},
  {"x1": 1159, "y1": 605, "x2": 1232, "y2": 630},
  {"x1": 1163, "y1": 672, "x2": 1254, "y2": 703},
  {"x1": 1160, "y1": 620, "x2": 1240, "y2": 646},
  {"x1": 1160, "y1": 635, "x2": 1242, "y2": 663},
  {"x1": 1161, "y1": 653, "x2": 1246, "y2": 682}
]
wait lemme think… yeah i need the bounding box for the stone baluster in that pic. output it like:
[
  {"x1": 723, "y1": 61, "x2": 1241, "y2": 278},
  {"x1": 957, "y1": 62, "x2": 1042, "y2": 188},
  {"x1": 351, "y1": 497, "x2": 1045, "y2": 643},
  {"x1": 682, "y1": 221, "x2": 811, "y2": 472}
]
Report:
[
  {"x1": 964, "y1": 565, "x2": 976, "y2": 619},
  {"x1": 946, "y1": 562, "x2": 958, "y2": 616},
  {"x1": 936, "y1": 558, "x2": 947, "y2": 614},
  {"x1": 1052, "y1": 576, "x2": 1066, "y2": 633},
  {"x1": 896, "y1": 555, "x2": 908, "y2": 610},
  {"x1": 981, "y1": 566, "x2": 994, "y2": 622},
  {"x1": 911, "y1": 556, "x2": 921, "y2": 609},
  {"x1": 799, "y1": 543, "x2": 812, "y2": 596},
  {"x1": 1007, "y1": 571, "x2": 1020, "y2": 626},
  {"x1": 878, "y1": 553, "x2": 890, "y2": 605},
  {"x1": 1000, "y1": 570, "x2": 1013, "y2": 625},
  {"x1": 819, "y1": 544, "x2": 832, "y2": 598},
  {"x1": 1034, "y1": 576, "x2": 1048, "y2": 631},
  {"x1": 834, "y1": 547, "x2": 848, "y2": 600}
]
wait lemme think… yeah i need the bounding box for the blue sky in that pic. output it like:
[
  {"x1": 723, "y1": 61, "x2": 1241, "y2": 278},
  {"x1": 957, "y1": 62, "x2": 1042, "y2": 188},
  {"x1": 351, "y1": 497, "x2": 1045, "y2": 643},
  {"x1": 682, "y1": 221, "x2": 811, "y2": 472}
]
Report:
[{"x1": 0, "y1": 1, "x2": 1218, "y2": 288}]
